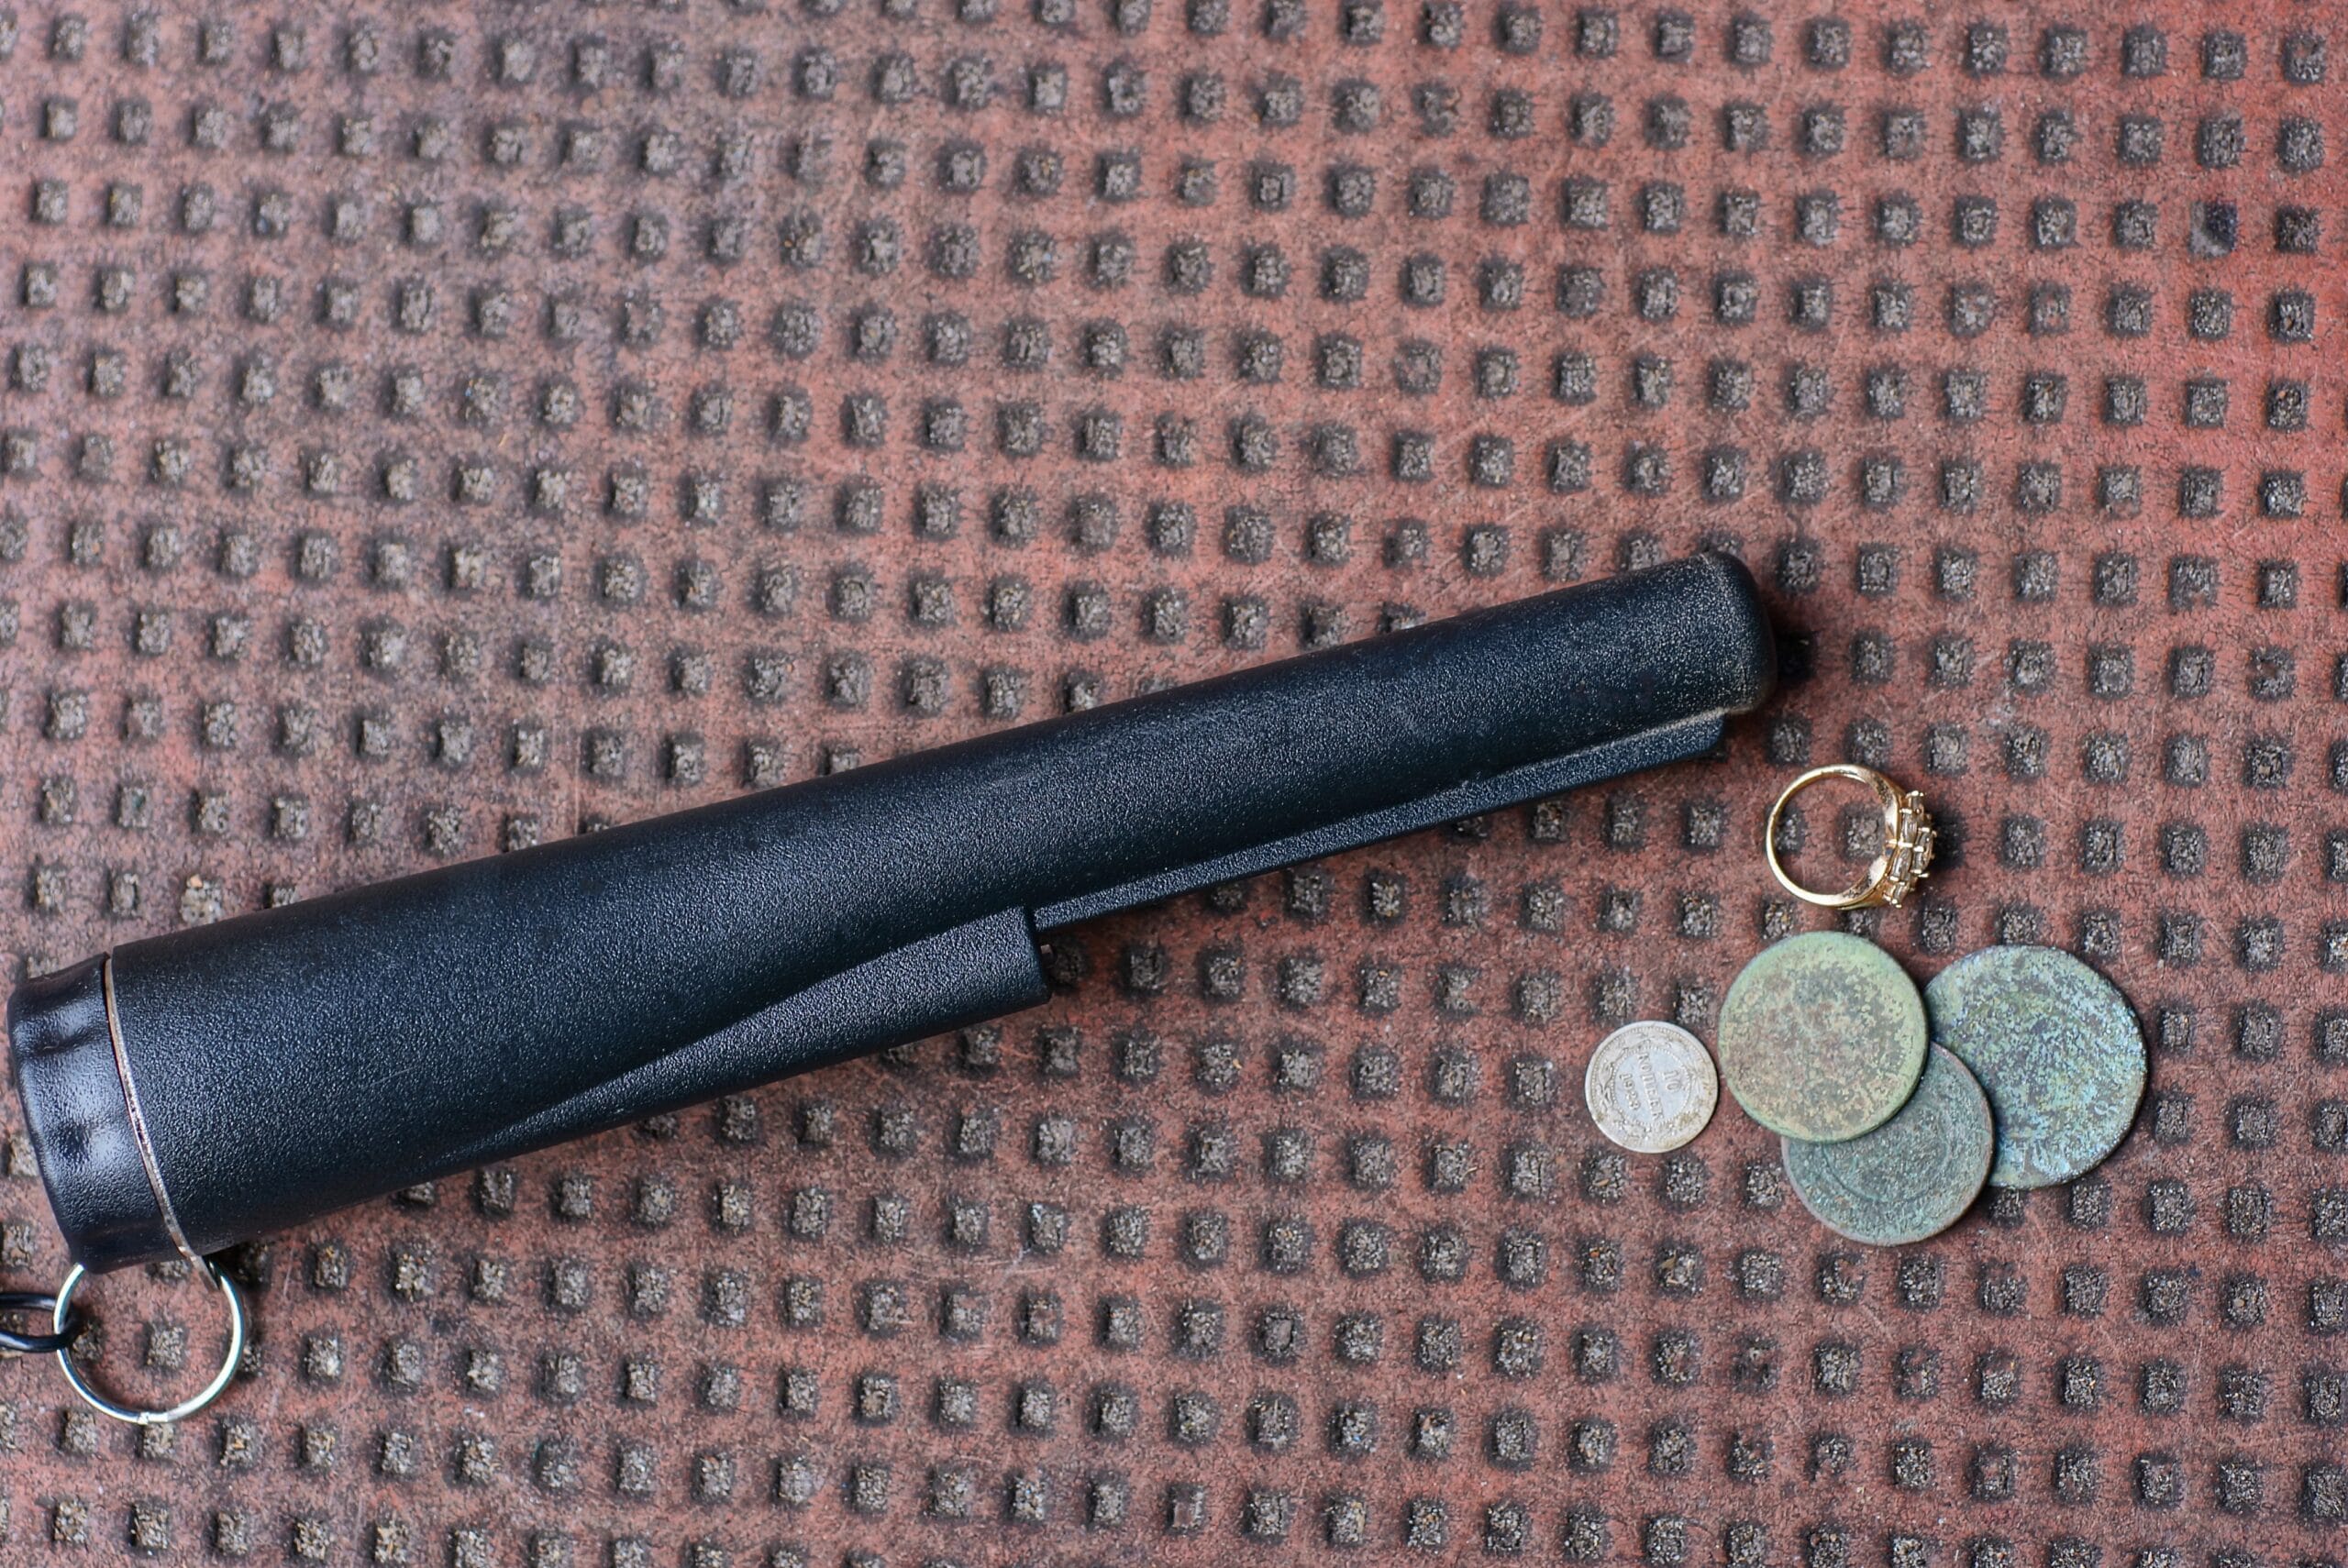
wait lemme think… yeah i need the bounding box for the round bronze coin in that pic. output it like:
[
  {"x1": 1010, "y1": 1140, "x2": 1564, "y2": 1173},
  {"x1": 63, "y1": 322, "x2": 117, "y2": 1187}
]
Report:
[
  {"x1": 1717, "y1": 931, "x2": 1927, "y2": 1142},
  {"x1": 1782, "y1": 1045, "x2": 1995, "y2": 1246},
  {"x1": 1923, "y1": 944, "x2": 2145, "y2": 1189}
]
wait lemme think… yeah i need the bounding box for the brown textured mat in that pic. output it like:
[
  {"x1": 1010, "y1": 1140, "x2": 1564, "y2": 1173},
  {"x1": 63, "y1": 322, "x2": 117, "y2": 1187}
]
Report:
[{"x1": 5, "y1": 1, "x2": 2348, "y2": 1562}]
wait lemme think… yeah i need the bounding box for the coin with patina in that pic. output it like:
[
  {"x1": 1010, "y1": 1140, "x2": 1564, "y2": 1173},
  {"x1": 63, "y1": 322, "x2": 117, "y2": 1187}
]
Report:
[
  {"x1": 1782, "y1": 1045, "x2": 1995, "y2": 1245},
  {"x1": 1584, "y1": 1021, "x2": 1719, "y2": 1154},
  {"x1": 1717, "y1": 931, "x2": 1927, "y2": 1142},
  {"x1": 1924, "y1": 944, "x2": 2145, "y2": 1188}
]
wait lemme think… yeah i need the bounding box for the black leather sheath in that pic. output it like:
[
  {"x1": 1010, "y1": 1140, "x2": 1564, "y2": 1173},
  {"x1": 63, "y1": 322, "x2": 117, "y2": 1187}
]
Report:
[{"x1": 8, "y1": 553, "x2": 1776, "y2": 1270}]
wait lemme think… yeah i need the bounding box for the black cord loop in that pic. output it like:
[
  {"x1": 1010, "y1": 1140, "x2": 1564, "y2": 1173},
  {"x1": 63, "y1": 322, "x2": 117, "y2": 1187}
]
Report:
[{"x1": 0, "y1": 1291, "x2": 84, "y2": 1356}]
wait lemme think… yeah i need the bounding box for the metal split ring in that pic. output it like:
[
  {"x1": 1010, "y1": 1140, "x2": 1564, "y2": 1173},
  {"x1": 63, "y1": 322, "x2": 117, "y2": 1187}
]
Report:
[{"x1": 47, "y1": 1258, "x2": 248, "y2": 1426}]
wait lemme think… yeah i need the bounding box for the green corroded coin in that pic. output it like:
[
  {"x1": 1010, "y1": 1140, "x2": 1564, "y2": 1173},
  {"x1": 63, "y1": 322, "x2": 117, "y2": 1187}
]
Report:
[
  {"x1": 1717, "y1": 931, "x2": 1927, "y2": 1142},
  {"x1": 1782, "y1": 1045, "x2": 1995, "y2": 1245},
  {"x1": 1924, "y1": 944, "x2": 2145, "y2": 1189}
]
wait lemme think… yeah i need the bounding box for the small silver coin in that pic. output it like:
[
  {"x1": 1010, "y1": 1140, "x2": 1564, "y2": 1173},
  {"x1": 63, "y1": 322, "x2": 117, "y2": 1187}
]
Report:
[
  {"x1": 1585, "y1": 1021, "x2": 1719, "y2": 1154},
  {"x1": 1782, "y1": 1045, "x2": 1995, "y2": 1246}
]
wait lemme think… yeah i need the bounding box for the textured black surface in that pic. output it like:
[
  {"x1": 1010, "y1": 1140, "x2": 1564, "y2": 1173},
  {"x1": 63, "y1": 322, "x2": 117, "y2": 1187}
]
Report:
[
  {"x1": 12, "y1": 555, "x2": 1768, "y2": 1270},
  {"x1": 2, "y1": 2, "x2": 2348, "y2": 1563}
]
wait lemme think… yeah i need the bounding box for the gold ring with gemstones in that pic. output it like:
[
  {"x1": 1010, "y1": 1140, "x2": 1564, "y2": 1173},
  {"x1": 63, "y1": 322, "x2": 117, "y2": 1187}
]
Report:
[{"x1": 1765, "y1": 764, "x2": 1936, "y2": 911}]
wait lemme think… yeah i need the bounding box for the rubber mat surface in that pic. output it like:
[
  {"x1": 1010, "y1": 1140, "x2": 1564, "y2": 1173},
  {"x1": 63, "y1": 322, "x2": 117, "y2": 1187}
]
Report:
[{"x1": 3, "y1": 1, "x2": 2347, "y2": 1562}]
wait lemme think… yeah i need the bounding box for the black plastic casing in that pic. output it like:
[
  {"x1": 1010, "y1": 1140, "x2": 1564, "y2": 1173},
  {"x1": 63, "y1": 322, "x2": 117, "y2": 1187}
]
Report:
[{"x1": 9, "y1": 554, "x2": 1776, "y2": 1270}]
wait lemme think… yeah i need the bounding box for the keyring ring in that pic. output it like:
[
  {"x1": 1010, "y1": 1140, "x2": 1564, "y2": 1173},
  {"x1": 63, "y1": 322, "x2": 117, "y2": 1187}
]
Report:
[
  {"x1": 1766, "y1": 764, "x2": 1937, "y2": 911},
  {"x1": 50, "y1": 1258, "x2": 247, "y2": 1426}
]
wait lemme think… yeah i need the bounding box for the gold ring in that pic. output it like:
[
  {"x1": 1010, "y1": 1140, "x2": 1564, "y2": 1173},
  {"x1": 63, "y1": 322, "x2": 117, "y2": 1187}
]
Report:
[{"x1": 1765, "y1": 765, "x2": 1936, "y2": 911}]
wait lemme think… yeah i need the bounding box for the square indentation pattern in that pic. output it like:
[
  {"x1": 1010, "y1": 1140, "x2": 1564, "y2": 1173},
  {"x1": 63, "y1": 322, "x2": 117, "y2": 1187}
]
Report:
[{"x1": 3, "y1": 2, "x2": 2346, "y2": 1563}]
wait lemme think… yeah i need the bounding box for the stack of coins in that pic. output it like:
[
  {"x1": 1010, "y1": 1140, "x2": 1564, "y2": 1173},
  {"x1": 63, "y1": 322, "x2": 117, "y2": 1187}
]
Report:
[
  {"x1": 1579, "y1": 938, "x2": 2146, "y2": 1246},
  {"x1": 1709, "y1": 936, "x2": 2146, "y2": 1245}
]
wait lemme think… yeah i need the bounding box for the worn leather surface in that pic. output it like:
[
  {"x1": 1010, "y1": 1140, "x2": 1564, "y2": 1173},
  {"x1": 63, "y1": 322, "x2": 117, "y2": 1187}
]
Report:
[{"x1": 3, "y1": 1, "x2": 2346, "y2": 1562}]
